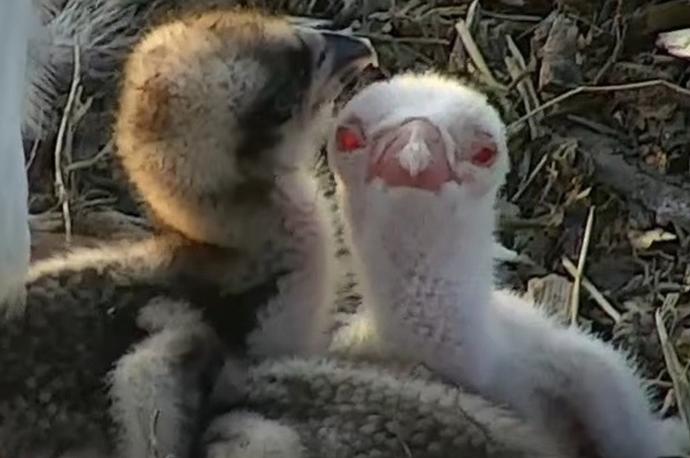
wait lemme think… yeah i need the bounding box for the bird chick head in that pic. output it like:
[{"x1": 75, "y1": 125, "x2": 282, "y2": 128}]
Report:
[
  {"x1": 327, "y1": 73, "x2": 509, "y2": 246},
  {"x1": 115, "y1": 10, "x2": 376, "y2": 249}
]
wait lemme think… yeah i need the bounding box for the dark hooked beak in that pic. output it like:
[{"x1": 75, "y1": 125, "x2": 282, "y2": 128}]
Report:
[
  {"x1": 320, "y1": 31, "x2": 378, "y2": 81},
  {"x1": 297, "y1": 26, "x2": 378, "y2": 87}
]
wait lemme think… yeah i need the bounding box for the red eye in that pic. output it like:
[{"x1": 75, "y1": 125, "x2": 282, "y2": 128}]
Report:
[
  {"x1": 471, "y1": 146, "x2": 497, "y2": 167},
  {"x1": 336, "y1": 126, "x2": 364, "y2": 152}
]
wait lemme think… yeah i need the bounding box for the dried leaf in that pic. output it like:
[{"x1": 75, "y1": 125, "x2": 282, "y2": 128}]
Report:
[
  {"x1": 628, "y1": 228, "x2": 678, "y2": 250},
  {"x1": 657, "y1": 28, "x2": 690, "y2": 60}
]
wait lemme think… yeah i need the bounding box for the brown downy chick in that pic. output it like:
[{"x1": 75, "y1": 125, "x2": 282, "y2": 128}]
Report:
[
  {"x1": 0, "y1": 9, "x2": 376, "y2": 458},
  {"x1": 115, "y1": 9, "x2": 376, "y2": 357}
]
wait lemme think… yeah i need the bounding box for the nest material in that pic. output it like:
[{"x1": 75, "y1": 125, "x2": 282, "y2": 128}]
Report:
[{"x1": 25, "y1": 0, "x2": 690, "y2": 425}]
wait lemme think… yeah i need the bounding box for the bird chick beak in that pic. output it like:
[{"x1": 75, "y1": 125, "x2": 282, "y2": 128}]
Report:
[
  {"x1": 368, "y1": 119, "x2": 454, "y2": 192},
  {"x1": 319, "y1": 31, "x2": 378, "y2": 82},
  {"x1": 297, "y1": 27, "x2": 378, "y2": 102}
]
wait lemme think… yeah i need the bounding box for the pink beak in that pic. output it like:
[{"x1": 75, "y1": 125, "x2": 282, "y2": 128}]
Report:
[{"x1": 368, "y1": 119, "x2": 453, "y2": 192}]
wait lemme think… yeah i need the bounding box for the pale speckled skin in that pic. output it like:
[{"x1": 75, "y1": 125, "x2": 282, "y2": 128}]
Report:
[
  {"x1": 327, "y1": 73, "x2": 688, "y2": 458},
  {"x1": 203, "y1": 357, "x2": 567, "y2": 458},
  {"x1": 0, "y1": 9, "x2": 375, "y2": 458}
]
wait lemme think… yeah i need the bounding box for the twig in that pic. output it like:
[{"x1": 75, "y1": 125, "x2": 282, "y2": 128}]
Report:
[
  {"x1": 53, "y1": 44, "x2": 81, "y2": 245},
  {"x1": 659, "y1": 388, "x2": 676, "y2": 417},
  {"x1": 418, "y1": 6, "x2": 468, "y2": 22},
  {"x1": 307, "y1": 0, "x2": 318, "y2": 13},
  {"x1": 398, "y1": 0, "x2": 423, "y2": 16},
  {"x1": 569, "y1": 206, "x2": 596, "y2": 325},
  {"x1": 25, "y1": 139, "x2": 40, "y2": 172},
  {"x1": 508, "y1": 80, "x2": 690, "y2": 133},
  {"x1": 564, "y1": 114, "x2": 624, "y2": 138},
  {"x1": 454, "y1": 19, "x2": 506, "y2": 90},
  {"x1": 505, "y1": 68, "x2": 532, "y2": 92},
  {"x1": 505, "y1": 34, "x2": 541, "y2": 117},
  {"x1": 362, "y1": 33, "x2": 450, "y2": 45},
  {"x1": 511, "y1": 152, "x2": 549, "y2": 202},
  {"x1": 561, "y1": 256, "x2": 621, "y2": 323},
  {"x1": 466, "y1": 0, "x2": 480, "y2": 28},
  {"x1": 482, "y1": 11, "x2": 543, "y2": 23},
  {"x1": 655, "y1": 297, "x2": 690, "y2": 436},
  {"x1": 65, "y1": 140, "x2": 113, "y2": 173},
  {"x1": 505, "y1": 56, "x2": 537, "y2": 138},
  {"x1": 593, "y1": 13, "x2": 625, "y2": 84},
  {"x1": 504, "y1": 39, "x2": 541, "y2": 139},
  {"x1": 504, "y1": 34, "x2": 541, "y2": 140}
]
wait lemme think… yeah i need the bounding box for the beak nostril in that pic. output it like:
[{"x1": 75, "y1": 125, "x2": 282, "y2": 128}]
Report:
[{"x1": 368, "y1": 121, "x2": 453, "y2": 191}]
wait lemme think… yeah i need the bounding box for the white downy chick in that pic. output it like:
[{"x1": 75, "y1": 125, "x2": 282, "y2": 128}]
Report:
[{"x1": 327, "y1": 72, "x2": 687, "y2": 458}]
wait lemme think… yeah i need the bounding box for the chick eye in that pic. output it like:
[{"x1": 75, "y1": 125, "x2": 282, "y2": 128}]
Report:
[
  {"x1": 471, "y1": 146, "x2": 497, "y2": 167},
  {"x1": 335, "y1": 126, "x2": 365, "y2": 152}
]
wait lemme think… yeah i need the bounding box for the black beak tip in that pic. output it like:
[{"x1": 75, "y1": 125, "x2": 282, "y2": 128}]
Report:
[{"x1": 321, "y1": 31, "x2": 378, "y2": 75}]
